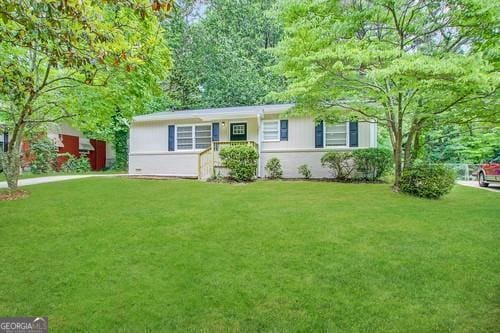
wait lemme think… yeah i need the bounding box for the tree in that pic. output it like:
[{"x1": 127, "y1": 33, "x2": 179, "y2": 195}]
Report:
[
  {"x1": 162, "y1": 0, "x2": 284, "y2": 109},
  {"x1": 275, "y1": 0, "x2": 499, "y2": 189},
  {"x1": 423, "y1": 123, "x2": 500, "y2": 163},
  {"x1": 0, "y1": 0, "x2": 173, "y2": 190}
]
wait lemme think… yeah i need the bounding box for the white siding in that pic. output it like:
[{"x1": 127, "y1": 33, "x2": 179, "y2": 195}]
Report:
[
  {"x1": 219, "y1": 118, "x2": 259, "y2": 142},
  {"x1": 128, "y1": 114, "x2": 377, "y2": 178},
  {"x1": 261, "y1": 117, "x2": 374, "y2": 151},
  {"x1": 129, "y1": 152, "x2": 199, "y2": 177}
]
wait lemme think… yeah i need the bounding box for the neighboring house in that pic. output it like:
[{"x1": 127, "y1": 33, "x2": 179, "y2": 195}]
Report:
[
  {"x1": 129, "y1": 104, "x2": 377, "y2": 179},
  {"x1": 0, "y1": 123, "x2": 115, "y2": 171},
  {"x1": 46, "y1": 123, "x2": 115, "y2": 170}
]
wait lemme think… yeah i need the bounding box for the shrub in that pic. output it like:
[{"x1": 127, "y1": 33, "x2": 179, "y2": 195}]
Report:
[
  {"x1": 265, "y1": 157, "x2": 283, "y2": 179},
  {"x1": 298, "y1": 164, "x2": 311, "y2": 179},
  {"x1": 400, "y1": 163, "x2": 455, "y2": 199},
  {"x1": 219, "y1": 144, "x2": 258, "y2": 182},
  {"x1": 321, "y1": 151, "x2": 354, "y2": 180},
  {"x1": 353, "y1": 148, "x2": 392, "y2": 181},
  {"x1": 61, "y1": 154, "x2": 91, "y2": 173},
  {"x1": 30, "y1": 138, "x2": 58, "y2": 174}
]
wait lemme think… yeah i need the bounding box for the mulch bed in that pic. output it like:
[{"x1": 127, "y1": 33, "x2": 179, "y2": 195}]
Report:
[{"x1": 0, "y1": 189, "x2": 30, "y2": 201}]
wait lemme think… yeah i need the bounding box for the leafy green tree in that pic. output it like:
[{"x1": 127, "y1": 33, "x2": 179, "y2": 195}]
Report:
[
  {"x1": 0, "y1": 1, "x2": 172, "y2": 190},
  {"x1": 423, "y1": 123, "x2": 500, "y2": 163},
  {"x1": 163, "y1": 0, "x2": 284, "y2": 109},
  {"x1": 275, "y1": 0, "x2": 498, "y2": 189}
]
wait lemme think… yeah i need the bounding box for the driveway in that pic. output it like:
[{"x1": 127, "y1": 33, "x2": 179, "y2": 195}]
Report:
[
  {"x1": 0, "y1": 174, "x2": 125, "y2": 189},
  {"x1": 456, "y1": 180, "x2": 500, "y2": 192}
]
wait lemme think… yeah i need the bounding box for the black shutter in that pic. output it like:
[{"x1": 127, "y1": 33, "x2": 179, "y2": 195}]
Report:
[
  {"x1": 349, "y1": 121, "x2": 358, "y2": 147},
  {"x1": 3, "y1": 132, "x2": 8, "y2": 152},
  {"x1": 212, "y1": 123, "x2": 219, "y2": 142},
  {"x1": 168, "y1": 125, "x2": 175, "y2": 151},
  {"x1": 280, "y1": 120, "x2": 288, "y2": 141},
  {"x1": 315, "y1": 121, "x2": 324, "y2": 148}
]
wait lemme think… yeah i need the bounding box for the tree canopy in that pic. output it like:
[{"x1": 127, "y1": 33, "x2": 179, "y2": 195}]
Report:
[
  {"x1": 162, "y1": 0, "x2": 284, "y2": 109},
  {"x1": 275, "y1": 0, "x2": 499, "y2": 188},
  {"x1": 0, "y1": 0, "x2": 173, "y2": 189}
]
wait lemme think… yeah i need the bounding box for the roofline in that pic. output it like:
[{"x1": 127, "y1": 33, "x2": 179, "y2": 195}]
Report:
[{"x1": 132, "y1": 104, "x2": 295, "y2": 123}]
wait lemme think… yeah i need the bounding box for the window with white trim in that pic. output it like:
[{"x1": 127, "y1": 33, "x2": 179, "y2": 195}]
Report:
[
  {"x1": 195, "y1": 125, "x2": 211, "y2": 149},
  {"x1": 232, "y1": 124, "x2": 245, "y2": 135},
  {"x1": 262, "y1": 120, "x2": 280, "y2": 141},
  {"x1": 325, "y1": 123, "x2": 348, "y2": 147},
  {"x1": 176, "y1": 124, "x2": 212, "y2": 150}
]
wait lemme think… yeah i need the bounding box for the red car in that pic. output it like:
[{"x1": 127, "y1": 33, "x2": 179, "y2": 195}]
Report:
[{"x1": 478, "y1": 156, "x2": 500, "y2": 187}]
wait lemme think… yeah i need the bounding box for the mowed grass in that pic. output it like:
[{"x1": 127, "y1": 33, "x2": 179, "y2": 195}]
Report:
[{"x1": 0, "y1": 178, "x2": 499, "y2": 332}]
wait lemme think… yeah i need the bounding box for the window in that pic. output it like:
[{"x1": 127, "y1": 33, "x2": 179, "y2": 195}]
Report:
[
  {"x1": 195, "y1": 125, "x2": 211, "y2": 149},
  {"x1": 325, "y1": 123, "x2": 348, "y2": 147},
  {"x1": 262, "y1": 120, "x2": 280, "y2": 141},
  {"x1": 232, "y1": 124, "x2": 245, "y2": 135},
  {"x1": 176, "y1": 126, "x2": 193, "y2": 150},
  {"x1": 176, "y1": 124, "x2": 212, "y2": 150}
]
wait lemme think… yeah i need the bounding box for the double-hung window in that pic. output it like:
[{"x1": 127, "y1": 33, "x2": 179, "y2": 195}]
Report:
[
  {"x1": 325, "y1": 123, "x2": 348, "y2": 147},
  {"x1": 176, "y1": 124, "x2": 212, "y2": 150},
  {"x1": 195, "y1": 125, "x2": 211, "y2": 149},
  {"x1": 262, "y1": 120, "x2": 280, "y2": 141}
]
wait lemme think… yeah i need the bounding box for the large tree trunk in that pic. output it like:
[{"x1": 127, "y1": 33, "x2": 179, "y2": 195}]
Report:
[
  {"x1": 1, "y1": 124, "x2": 25, "y2": 191},
  {"x1": 393, "y1": 144, "x2": 402, "y2": 191}
]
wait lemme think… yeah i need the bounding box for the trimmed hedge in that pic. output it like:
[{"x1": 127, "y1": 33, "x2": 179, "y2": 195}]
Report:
[
  {"x1": 353, "y1": 148, "x2": 392, "y2": 181},
  {"x1": 219, "y1": 144, "x2": 258, "y2": 182},
  {"x1": 400, "y1": 163, "x2": 455, "y2": 199}
]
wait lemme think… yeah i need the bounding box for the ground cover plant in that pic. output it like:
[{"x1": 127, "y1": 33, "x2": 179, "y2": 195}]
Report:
[{"x1": 0, "y1": 178, "x2": 498, "y2": 332}]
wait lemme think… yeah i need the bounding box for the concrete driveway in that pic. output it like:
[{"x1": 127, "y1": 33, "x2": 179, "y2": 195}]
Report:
[
  {"x1": 457, "y1": 180, "x2": 500, "y2": 192},
  {"x1": 0, "y1": 174, "x2": 125, "y2": 189}
]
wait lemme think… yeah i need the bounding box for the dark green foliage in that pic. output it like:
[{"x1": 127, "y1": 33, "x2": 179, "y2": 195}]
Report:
[
  {"x1": 423, "y1": 124, "x2": 500, "y2": 163},
  {"x1": 219, "y1": 145, "x2": 258, "y2": 182},
  {"x1": 162, "y1": 0, "x2": 284, "y2": 109},
  {"x1": 275, "y1": 1, "x2": 498, "y2": 189},
  {"x1": 298, "y1": 164, "x2": 311, "y2": 179},
  {"x1": 353, "y1": 148, "x2": 393, "y2": 181},
  {"x1": 111, "y1": 109, "x2": 129, "y2": 170},
  {"x1": 60, "y1": 154, "x2": 91, "y2": 173},
  {"x1": 265, "y1": 157, "x2": 283, "y2": 179},
  {"x1": 400, "y1": 164, "x2": 455, "y2": 199},
  {"x1": 29, "y1": 138, "x2": 57, "y2": 174},
  {"x1": 321, "y1": 151, "x2": 354, "y2": 181}
]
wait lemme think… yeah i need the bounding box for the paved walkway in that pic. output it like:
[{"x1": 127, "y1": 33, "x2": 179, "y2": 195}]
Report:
[
  {"x1": 456, "y1": 180, "x2": 500, "y2": 193},
  {"x1": 0, "y1": 174, "x2": 125, "y2": 189}
]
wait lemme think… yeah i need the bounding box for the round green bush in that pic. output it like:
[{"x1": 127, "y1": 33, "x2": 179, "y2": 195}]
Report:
[
  {"x1": 219, "y1": 145, "x2": 258, "y2": 182},
  {"x1": 30, "y1": 138, "x2": 58, "y2": 174},
  {"x1": 400, "y1": 163, "x2": 455, "y2": 199},
  {"x1": 298, "y1": 164, "x2": 312, "y2": 179},
  {"x1": 320, "y1": 151, "x2": 354, "y2": 180},
  {"x1": 60, "y1": 154, "x2": 91, "y2": 173},
  {"x1": 265, "y1": 157, "x2": 283, "y2": 179},
  {"x1": 352, "y1": 148, "x2": 392, "y2": 181}
]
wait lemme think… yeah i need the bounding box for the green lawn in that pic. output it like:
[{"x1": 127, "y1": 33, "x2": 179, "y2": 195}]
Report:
[{"x1": 0, "y1": 178, "x2": 498, "y2": 332}]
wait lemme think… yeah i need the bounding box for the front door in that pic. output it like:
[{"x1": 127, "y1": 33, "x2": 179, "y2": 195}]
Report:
[{"x1": 230, "y1": 123, "x2": 247, "y2": 141}]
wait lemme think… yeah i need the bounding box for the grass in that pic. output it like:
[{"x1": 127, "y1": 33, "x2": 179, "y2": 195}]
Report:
[{"x1": 0, "y1": 178, "x2": 498, "y2": 332}]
